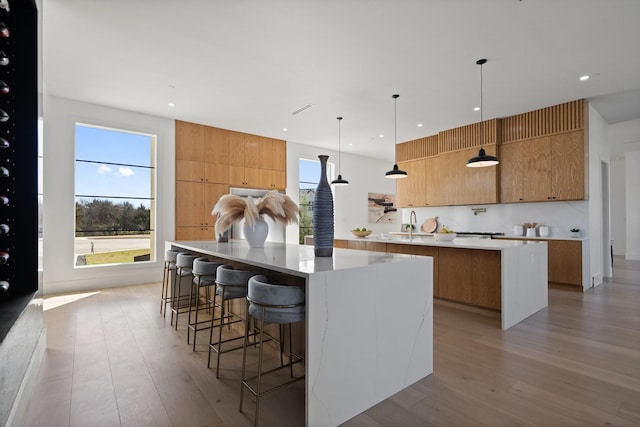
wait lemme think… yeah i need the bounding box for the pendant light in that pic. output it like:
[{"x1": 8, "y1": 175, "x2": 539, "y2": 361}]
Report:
[
  {"x1": 331, "y1": 116, "x2": 349, "y2": 186},
  {"x1": 385, "y1": 94, "x2": 407, "y2": 179},
  {"x1": 467, "y1": 58, "x2": 499, "y2": 168}
]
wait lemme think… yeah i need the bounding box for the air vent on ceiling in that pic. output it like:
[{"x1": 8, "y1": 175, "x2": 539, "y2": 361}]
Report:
[{"x1": 291, "y1": 104, "x2": 313, "y2": 115}]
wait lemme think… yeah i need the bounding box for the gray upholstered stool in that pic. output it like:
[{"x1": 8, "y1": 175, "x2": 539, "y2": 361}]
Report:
[
  {"x1": 170, "y1": 252, "x2": 199, "y2": 330},
  {"x1": 160, "y1": 249, "x2": 180, "y2": 317},
  {"x1": 187, "y1": 257, "x2": 224, "y2": 350},
  {"x1": 207, "y1": 264, "x2": 256, "y2": 378},
  {"x1": 240, "y1": 275, "x2": 305, "y2": 427}
]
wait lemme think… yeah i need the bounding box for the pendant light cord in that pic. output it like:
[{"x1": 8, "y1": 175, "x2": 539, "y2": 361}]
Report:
[
  {"x1": 477, "y1": 59, "x2": 486, "y2": 149},
  {"x1": 338, "y1": 117, "x2": 342, "y2": 174},
  {"x1": 393, "y1": 94, "x2": 399, "y2": 163}
]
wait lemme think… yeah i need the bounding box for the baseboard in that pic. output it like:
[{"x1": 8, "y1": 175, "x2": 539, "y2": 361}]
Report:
[
  {"x1": 5, "y1": 329, "x2": 46, "y2": 427},
  {"x1": 626, "y1": 252, "x2": 640, "y2": 261}
]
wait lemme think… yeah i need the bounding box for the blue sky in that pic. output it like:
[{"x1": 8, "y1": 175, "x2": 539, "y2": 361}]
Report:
[{"x1": 75, "y1": 124, "x2": 153, "y2": 207}]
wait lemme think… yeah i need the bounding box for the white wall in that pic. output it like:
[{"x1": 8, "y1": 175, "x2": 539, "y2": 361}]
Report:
[
  {"x1": 285, "y1": 142, "x2": 397, "y2": 243},
  {"x1": 398, "y1": 201, "x2": 589, "y2": 239},
  {"x1": 626, "y1": 150, "x2": 640, "y2": 260},
  {"x1": 610, "y1": 158, "x2": 626, "y2": 255},
  {"x1": 588, "y1": 104, "x2": 610, "y2": 285},
  {"x1": 42, "y1": 96, "x2": 175, "y2": 295},
  {"x1": 608, "y1": 118, "x2": 640, "y2": 260}
]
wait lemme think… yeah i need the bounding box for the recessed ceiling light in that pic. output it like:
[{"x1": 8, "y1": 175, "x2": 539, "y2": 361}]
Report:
[
  {"x1": 168, "y1": 102, "x2": 175, "y2": 107},
  {"x1": 579, "y1": 75, "x2": 590, "y2": 81},
  {"x1": 474, "y1": 107, "x2": 480, "y2": 111},
  {"x1": 417, "y1": 123, "x2": 423, "y2": 127},
  {"x1": 282, "y1": 128, "x2": 288, "y2": 131},
  {"x1": 348, "y1": 143, "x2": 353, "y2": 146},
  {"x1": 379, "y1": 134, "x2": 384, "y2": 138}
]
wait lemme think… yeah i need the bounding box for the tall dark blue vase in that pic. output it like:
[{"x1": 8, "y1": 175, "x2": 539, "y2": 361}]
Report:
[{"x1": 313, "y1": 155, "x2": 334, "y2": 257}]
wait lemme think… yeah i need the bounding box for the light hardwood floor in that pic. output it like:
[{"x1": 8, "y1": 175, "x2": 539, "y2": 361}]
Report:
[{"x1": 25, "y1": 256, "x2": 640, "y2": 427}]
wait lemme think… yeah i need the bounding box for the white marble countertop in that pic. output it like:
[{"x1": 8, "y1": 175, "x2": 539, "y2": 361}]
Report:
[
  {"x1": 169, "y1": 240, "x2": 415, "y2": 278},
  {"x1": 335, "y1": 234, "x2": 547, "y2": 251},
  {"x1": 494, "y1": 234, "x2": 589, "y2": 241}
]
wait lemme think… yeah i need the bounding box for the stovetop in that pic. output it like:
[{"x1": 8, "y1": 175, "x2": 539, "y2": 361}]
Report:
[{"x1": 455, "y1": 232, "x2": 505, "y2": 236}]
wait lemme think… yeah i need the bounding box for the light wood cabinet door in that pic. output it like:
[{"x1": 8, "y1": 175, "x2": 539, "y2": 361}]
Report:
[
  {"x1": 551, "y1": 130, "x2": 585, "y2": 201},
  {"x1": 548, "y1": 239, "x2": 582, "y2": 286},
  {"x1": 175, "y1": 121, "x2": 204, "y2": 161},
  {"x1": 471, "y1": 250, "x2": 501, "y2": 310},
  {"x1": 176, "y1": 181, "x2": 206, "y2": 227},
  {"x1": 176, "y1": 181, "x2": 228, "y2": 236},
  {"x1": 395, "y1": 161, "x2": 413, "y2": 207},
  {"x1": 424, "y1": 157, "x2": 440, "y2": 206},
  {"x1": 176, "y1": 159, "x2": 205, "y2": 182},
  {"x1": 500, "y1": 137, "x2": 551, "y2": 203},
  {"x1": 228, "y1": 131, "x2": 246, "y2": 167},
  {"x1": 438, "y1": 248, "x2": 473, "y2": 304},
  {"x1": 439, "y1": 147, "x2": 498, "y2": 206},
  {"x1": 204, "y1": 126, "x2": 229, "y2": 166},
  {"x1": 272, "y1": 139, "x2": 287, "y2": 172},
  {"x1": 411, "y1": 159, "x2": 427, "y2": 207}
]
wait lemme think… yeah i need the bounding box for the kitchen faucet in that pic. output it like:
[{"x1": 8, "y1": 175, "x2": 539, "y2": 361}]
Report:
[{"x1": 409, "y1": 210, "x2": 417, "y2": 240}]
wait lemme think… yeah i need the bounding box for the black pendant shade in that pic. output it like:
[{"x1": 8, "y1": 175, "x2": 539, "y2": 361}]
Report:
[
  {"x1": 331, "y1": 116, "x2": 349, "y2": 186},
  {"x1": 385, "y1": 94, "x2": 407, "y2": 179},
  {"x1": 466, "y1": 147, "x2": 499, "y2": 167},
  {"x1": 467, "y1": 58, "x2": 499, "y2": 168}
]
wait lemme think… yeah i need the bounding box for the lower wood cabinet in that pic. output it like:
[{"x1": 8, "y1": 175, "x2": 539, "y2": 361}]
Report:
[
  {"x1": 176, "y1": 181, "x2": 228, "y2": 241},
  {"x1": 335, "y1": 240, "x2": 505, "y2": 305},
  {"x1": 495, "y1": 237, "x2": 582, "y2": 287},
  {"x1": 438, "y1": 248, "x2": 501, "y2": 310}
]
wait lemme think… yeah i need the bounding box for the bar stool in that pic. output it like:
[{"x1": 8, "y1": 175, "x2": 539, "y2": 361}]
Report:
[
  {"x1": 170, "y1": 252, "x2": 199, "y2": 330},
  {"x1": 207, "y1": 264, "x2": 256, "y2": 378},
  {"x1": 240, "y1": 275, "x2": 305, "y2": 427},
  {"x1": 188, "y1": 257, "x2": 224, "y2": 350},
  {"x1": 160, "y1": 249, "x2": 180, "y2": 317}
]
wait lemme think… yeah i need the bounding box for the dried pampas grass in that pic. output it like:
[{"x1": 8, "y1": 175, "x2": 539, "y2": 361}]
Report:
[{"x1": 211, "y1": 190, "x2": 299, "y2": 237}]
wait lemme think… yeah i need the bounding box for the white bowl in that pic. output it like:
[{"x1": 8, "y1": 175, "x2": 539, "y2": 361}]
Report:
[{"x1": 433, "y1": 232, "x2": 456, "y2": 242}]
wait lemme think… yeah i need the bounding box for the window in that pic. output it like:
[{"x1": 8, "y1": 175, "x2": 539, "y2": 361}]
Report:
[
  {"x1": 298, "y1": 157, "x2": 334, "y2": 244},
  {"x1": 74, "y1": 124, "x2": 156, "y2": 267}
]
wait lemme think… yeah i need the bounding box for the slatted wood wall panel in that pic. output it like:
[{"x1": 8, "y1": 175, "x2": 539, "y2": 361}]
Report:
[
  {"x1": 438, "y1": 119, "x2": 499, "y2": 153},
  {"x1": 502, "y1": 99, "x2": 584, "y2": 143},
  {"x1": 396, "y1": 134, "x2": 439, "y2": 162}
]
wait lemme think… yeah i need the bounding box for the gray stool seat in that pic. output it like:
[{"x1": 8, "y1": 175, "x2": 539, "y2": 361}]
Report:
[
  {"x1": 160, "y1": 249, "x2": 181, "y2": 316},
  {"x1": 171, "y1": 252, "x2": 199, "y2": 329},
  {"x1": 208, "y1": 264, "x2": 256, "y2": 378},
  {"x1": 187, "y1": 257, "x2": 224, "y2": 350},
  {"x1": 240, "y1": 275, "x2": 306, "y2": 427},
  {"x1": 247, "y1": 278, "x2": 305, "y2": 325}
]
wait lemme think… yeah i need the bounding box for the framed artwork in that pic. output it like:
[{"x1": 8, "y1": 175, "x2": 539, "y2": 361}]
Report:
[{"x1": 368, "y1": 192, "x2": 397, "y2": 224}]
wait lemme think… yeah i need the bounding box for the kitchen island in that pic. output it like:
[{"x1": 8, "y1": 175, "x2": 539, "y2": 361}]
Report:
[
  {"x1": 327, "y1": 234, "x2": 549, "y2": 330},
  {"x1": 167, "y1": 240, "x2": 433, "y2": 427}
]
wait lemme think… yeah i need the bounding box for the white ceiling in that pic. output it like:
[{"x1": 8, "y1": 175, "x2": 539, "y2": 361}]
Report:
[{"x1": 43, "y1": 0, "x2": 640, "y2": 161}]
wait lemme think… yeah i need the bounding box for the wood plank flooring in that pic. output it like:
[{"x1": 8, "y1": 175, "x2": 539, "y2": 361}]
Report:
[{"x1": 25, "y1": 256, "x2": 640, "y2": 427}]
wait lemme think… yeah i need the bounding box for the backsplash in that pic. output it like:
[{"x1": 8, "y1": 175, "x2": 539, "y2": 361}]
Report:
[{"x1": 401, "y1": 200, "x2": 589, "y2": 238}]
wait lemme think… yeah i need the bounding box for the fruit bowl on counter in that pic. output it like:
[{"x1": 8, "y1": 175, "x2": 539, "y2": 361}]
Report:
[
  {"x1": 351, "y1": 228, "x2": 373, "y2": 238},
  {"x1": 433, "y1": 232, "x2": 456, "y2": 241},
  {"x1": 433, "y1": 226, "x2": 456, "y2": 241}
]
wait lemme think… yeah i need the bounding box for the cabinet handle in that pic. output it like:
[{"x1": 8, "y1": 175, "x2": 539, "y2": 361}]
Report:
[
  {"x1": 547, "y1": 196, "x2": 552, "y2": 199},
  {"x1": 200, "y1": 177, "x2": 204, "y2": 181},
  {"x1": 519, "y1": 198, "x2": 524, "y2": 201}
]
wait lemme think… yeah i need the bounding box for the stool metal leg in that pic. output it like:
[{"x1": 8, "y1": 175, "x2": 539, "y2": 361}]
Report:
[{"x1": 207, "y1": 291, "x2": 220, "y2": 369}]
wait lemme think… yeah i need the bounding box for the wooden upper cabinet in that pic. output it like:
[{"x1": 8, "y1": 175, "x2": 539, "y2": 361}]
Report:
[
  {"x1": 228, "y1": 133, "x2": 286, "y2": 189},
  {"x1": 272, "y1": 139, "x2": 287, "y2": 172},
  {"x1": 438, "y1": 146, "x2": 499, "y2": 206},
  {"x1": 551, "y1": 130, "x2": 585, "y2": 200},
  {"x1": 396, "y1": 158, "x2": 437, "y2": 208},
  {"x1": 499, "y1": 130, "x2": 585, "y2": 203},
  {"x1": 424, "y1": 156, "x2": 440, "y2": 206},
  {"x1": 175, "y1": 121, "x2": 204, "y2": 161},
  {"x1": 176, "y1": 121, "x2": 229, "y2": 184},
  {"x1": 500, "y1": 136, "x2": 551, "y2": 203}
]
